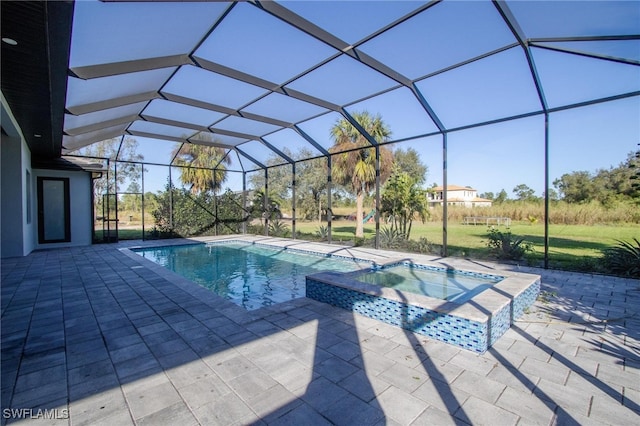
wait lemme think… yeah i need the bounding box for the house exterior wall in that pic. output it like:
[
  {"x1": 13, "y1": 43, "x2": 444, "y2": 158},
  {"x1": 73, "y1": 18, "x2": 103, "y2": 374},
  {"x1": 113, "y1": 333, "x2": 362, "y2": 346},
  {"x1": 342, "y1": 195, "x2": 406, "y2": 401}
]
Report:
[
  {"x1": 22, "y1": 138, "x2": 35, "y2": 255},
  {"x1": 1, "y1": 93, "x2": 36, "y2": 258},
  {"x1": 428, "y1": 186, "x2": 492, "y2": 208},
  {"x1": 1, "y1": 92, "x2": 92, "y2": 257},
  {"x1": 1, "y1": 132, "x2": 25, "y2": 258},
  {"x1": 32, "y1": 169, "x2": 92, "y2": 250}
]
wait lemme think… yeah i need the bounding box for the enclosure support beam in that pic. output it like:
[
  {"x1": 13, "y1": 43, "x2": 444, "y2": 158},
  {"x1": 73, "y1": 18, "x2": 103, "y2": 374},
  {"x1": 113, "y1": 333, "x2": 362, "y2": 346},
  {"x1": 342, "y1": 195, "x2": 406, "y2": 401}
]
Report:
[
  {"x1": 242, "y1": 172, "x2": 247, "y2": 235},
  {"x1": 375, "y1": 145, "x2": 381, "y2": 250},
  {"x1": 141, "y1": 164, "x2": 145, "y2": 241},
  {"x1": 264, "y1": 168, "x2": 269, "y2": 237},
  {"x1": 114, "y1": 160, "x2": 119, "y2": 242},
  {"x1": 168, "y1": 166, "x2": 174, "y2": 230},
  {"x1": 292, "y1": 163, "x2": 297, "y2": 239},
  {"x1": 105, "y1": 158, "x2": 110, "y2": 243},
  {"x1": 213, "y1": 172, "x2": 218, "y2": 237},
  {"x1": 327, "y1": 156, "x2": 332, "y2": 245},
  {"x1": 442, "y1": 132, "x2": 448, "y2": 257},
  {"x1": 544, "y1": 113, "x2": 550, "y2": 269}
]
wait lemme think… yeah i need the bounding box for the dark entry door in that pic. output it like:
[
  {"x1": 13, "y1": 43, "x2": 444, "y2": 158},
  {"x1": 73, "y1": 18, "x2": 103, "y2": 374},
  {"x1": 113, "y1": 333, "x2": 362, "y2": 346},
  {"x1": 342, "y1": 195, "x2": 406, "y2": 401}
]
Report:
[{"x1": 37, "y1": 177, "x2": 70, "y2": 243}]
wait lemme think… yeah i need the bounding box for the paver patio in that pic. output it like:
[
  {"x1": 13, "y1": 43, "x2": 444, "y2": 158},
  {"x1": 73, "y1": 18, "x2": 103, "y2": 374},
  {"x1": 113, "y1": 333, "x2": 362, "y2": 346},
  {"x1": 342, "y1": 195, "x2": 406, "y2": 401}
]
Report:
[{"x1": 1, "y1": 238, "x2": 638, "y2": 425}]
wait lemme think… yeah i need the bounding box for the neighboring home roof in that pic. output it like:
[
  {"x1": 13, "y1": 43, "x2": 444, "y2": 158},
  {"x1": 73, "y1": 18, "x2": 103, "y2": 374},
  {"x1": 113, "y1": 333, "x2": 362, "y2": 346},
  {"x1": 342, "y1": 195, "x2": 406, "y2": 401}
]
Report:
[{"x1": 431, "y1": 185, "x2": 476, "y2": 192}]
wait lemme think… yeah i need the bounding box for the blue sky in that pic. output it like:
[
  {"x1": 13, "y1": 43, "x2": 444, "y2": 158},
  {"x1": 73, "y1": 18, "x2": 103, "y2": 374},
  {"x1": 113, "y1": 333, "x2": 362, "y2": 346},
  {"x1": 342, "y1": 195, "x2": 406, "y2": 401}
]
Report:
[{"x1": 67, "y1": 0, "x2": 640, "y2": 198}]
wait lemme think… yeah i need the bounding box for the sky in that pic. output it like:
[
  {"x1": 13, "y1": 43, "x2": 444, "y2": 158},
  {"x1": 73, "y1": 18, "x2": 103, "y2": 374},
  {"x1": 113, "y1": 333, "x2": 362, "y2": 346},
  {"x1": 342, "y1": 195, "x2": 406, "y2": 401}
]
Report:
[{"x1": 66, "y1": 0, "x2": 640, "y2": 198}]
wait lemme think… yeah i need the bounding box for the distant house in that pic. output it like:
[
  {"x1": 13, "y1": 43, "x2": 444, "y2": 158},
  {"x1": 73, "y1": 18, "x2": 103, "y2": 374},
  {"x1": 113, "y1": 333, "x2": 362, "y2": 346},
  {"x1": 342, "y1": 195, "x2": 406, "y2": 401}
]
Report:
[{"x1": 427, "y1": 185, "x2": 492, "y2": 208}]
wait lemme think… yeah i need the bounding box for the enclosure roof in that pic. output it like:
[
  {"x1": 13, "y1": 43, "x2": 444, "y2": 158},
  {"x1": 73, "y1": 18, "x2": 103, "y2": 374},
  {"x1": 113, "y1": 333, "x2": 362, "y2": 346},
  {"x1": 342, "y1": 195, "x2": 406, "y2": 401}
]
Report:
[{"x1": 2, "y1": 1, "x2": 639, "y2": 171}]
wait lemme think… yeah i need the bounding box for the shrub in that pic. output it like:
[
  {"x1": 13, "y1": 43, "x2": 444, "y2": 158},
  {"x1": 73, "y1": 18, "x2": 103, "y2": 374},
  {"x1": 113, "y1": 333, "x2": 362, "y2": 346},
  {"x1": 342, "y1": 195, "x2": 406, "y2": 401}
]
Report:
[
  {"x1": 379, "y1": 226, "x2": 405, "y2": 249},
  {"x1": 602, "y1": 238, "x2": 640, "y2": 278},
  {"x1": 486, "y1": 227, "x2": 533, "y2": 260},
  {"x1": 404, "y1": 237, "x2": 434, "y2": 254},
  {"x1": 268, "y1": 219, "x2": 290, "y2": 237},
  {"x1": 247, "y1": 223, "x2": 264, "y2": 235},
  {"x1": 315, "y1": 225, "x2": 328, "y2": 241}
]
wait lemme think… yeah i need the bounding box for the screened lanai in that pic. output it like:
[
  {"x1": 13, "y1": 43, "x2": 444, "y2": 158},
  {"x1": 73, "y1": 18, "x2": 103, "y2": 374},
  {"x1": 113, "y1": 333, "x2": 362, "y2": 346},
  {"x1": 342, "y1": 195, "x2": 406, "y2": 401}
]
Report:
[{"x1": 61, "y1": 0, "x2": 640, "y2": 270}]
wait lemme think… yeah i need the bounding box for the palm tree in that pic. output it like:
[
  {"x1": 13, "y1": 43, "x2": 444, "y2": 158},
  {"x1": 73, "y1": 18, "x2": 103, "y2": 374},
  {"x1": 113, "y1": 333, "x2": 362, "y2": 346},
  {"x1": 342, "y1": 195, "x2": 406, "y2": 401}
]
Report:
[
  {"x1": 329, "y1": 112, "x2": 394, "y2": 238},
  {"x1": 172, "y1": 142, "x2": 230, "y2": 194}
]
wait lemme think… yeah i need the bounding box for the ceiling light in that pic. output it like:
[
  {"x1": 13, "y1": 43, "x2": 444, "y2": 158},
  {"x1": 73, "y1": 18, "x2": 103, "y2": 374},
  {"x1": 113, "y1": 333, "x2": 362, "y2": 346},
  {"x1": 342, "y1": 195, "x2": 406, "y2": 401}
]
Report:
[
  {"x1": 2, "y1": 38, "x2": 17, "y2": 46},
  {"x1": 34, "y1": 134, "x2": 42, "y2": 138}
]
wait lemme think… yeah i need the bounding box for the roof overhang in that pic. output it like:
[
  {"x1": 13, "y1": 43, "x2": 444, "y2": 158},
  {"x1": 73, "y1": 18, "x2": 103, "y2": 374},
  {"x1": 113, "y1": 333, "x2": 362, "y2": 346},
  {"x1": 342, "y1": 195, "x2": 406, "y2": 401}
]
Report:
[
  {"x1": 31, "y1": 155, "x2": 107, "y2": 173},
  {"x1": 0, "y1": 0, "x2": 74, "y2": 160}
]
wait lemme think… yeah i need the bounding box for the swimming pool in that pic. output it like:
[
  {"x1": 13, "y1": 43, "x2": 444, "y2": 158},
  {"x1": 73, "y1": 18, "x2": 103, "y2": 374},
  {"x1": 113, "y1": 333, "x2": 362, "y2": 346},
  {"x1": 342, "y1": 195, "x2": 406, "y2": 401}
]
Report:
[
  {"x1": 131, "y1": 237, "x2": 540, "y2": 352},
  {"x1": 134, "y1": 242, "x2": 368, "y2": 310},
  {"x1": 354, "y1": 264, "x2": 502, "y2": 303}
]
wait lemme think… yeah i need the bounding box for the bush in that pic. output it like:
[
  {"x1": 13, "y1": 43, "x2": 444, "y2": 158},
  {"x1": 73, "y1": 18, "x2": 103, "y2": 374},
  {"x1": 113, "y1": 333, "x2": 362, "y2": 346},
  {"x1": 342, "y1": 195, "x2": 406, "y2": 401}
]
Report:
[
  {"x1": 247, "y1": 223, "x2": 264, "y2": 235},
  {"x1": 379, "y1": 226, "x2": 405, "y2": 249},
  {"x1": 268, "y1": 219, "x2": 290, "y2": 237},
  {"x1": 486, "y1": 227, "x2": 533, "y2": 260},
  {"x1": 353, "y1": 237, "x2": 366, "y2": 247},
  {"x1": 602, "y1": 238, "x2": 640, "y2": 278},
  {"x1": 315, "y1": 225, "x2": 328, "y2": 241},
  {"x1": 404, "y1": 237, "x2": 436, "y2": 255}
]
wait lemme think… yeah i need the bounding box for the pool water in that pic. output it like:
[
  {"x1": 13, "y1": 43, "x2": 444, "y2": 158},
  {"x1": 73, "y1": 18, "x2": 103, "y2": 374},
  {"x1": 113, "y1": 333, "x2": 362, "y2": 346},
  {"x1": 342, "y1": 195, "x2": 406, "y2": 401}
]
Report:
[
  {"x1": 134, "y1": 243, "x2": 367, "y2": 310},
  {"x1": 355, "y1": 265, "x2": 502, "y2": 303}
]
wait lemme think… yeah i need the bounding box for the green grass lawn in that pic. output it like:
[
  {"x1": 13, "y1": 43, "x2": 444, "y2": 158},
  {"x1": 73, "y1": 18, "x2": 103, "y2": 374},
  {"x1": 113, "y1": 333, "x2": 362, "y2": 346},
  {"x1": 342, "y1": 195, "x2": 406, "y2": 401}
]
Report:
[
  {"x1": 96, "y1": 218, "x2": 639, "y2": 272},
  {"x1": 294, "y1": 220, "x2": 640, "y2": 270}
]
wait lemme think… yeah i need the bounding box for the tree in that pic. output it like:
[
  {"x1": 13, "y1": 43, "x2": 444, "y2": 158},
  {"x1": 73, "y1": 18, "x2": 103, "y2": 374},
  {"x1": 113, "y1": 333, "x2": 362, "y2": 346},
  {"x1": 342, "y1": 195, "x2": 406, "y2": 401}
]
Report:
[
  {"x1": 393, "y1": 147, "x2": 428, "y2": 186},
  {"x1": 381, "y1": 170, "x2": 429, "y2": 240},
  {"x1": 479, "y1": 191, "x2": 494, "y2": 201},
  {"x1": 248, "y1": 149, "x2": 293, "y2": 211},
  {"x1": 151, "y1": 182, "x2": 217, "y2": 237},
  {"x1": 553, "y1": 171, "x2": 595, "y2": 203},
  {"x1": 329, "y1": 112, "x2": 394, "y2": 238},
  {"x1": 513, "y1": 184, "x2": 537, "y2": 202},
  {"x1": 120, "y1": 182, "x2": 141, "y2": 212},
  {"x1": 494, "y1": 189, "x2": 508, "y2": 204},
  {"x1": 144, "y1": 192, "x2": 159, "y2": 213},
  {"x1": 249, "y1": 189, "x2": 283, "y2": 224},
  {"x1": 596, "y1": 151, "x2": 640, "y2": 204},
  {"x1": 172, "y1": 141, "x2": 230, "y2": 194},
  {"x1": 73, "y1": 136, "x2": 143, "y2": 218},
  {"x1": 542, "y1": 188, "x2": 559, "y2": 201},
  {"x1": 296, "y1": 152, "x2": 329, "y2": 221},
  {"x1": 552, "y1": 152, "x2": 640, "y2": 205},
  {"x1": 248, "y1": 148, "x2": 333, "y2": 221}
]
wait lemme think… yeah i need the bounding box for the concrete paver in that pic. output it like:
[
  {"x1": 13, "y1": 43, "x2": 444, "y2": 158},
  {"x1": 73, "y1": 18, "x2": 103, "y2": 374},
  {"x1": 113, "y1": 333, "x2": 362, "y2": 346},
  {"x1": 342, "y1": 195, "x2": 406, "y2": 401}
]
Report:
[{"x1": 1, "y1": 237, "x2": 638, "y2": 425}]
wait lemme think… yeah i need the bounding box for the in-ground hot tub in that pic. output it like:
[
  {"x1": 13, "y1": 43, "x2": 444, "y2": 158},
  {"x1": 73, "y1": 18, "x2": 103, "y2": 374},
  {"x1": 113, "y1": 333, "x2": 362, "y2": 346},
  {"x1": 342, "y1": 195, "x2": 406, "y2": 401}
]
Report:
[{"x1": 306, "y1": 261, "x2": 540, "y2": 353}]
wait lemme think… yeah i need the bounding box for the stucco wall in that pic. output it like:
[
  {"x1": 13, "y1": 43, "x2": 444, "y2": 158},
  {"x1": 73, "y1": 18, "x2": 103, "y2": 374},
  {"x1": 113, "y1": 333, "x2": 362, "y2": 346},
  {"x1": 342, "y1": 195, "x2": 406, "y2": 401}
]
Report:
[
  {"x1": 32, "y1": 169, "x2": 92, "y2": 250},
  {"x1": 22, "y1": 139, "x2": 35, "y2": 255},
  {"x1": 1, "y1": 133, "x2": 25, "y2": 258}
]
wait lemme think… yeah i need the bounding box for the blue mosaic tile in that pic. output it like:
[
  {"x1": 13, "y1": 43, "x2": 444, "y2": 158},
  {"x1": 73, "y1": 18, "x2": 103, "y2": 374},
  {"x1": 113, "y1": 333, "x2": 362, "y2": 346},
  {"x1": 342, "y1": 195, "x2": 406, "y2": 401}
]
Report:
[
  {"x1": 307, "y1": 278, "x2": 489, "y2": 353},
  {"x1": 489, "y1": 303, "x2": 511, "y2": 345},
  {"x1": 512, "y1": 278, "x2": 541, "y2": 321},
  {"x1": 205, "y1": 240, "x2": 537, "y2": 353},
  {"x1": 307, "y1": 272, "x2": 539, "y2": 354}
]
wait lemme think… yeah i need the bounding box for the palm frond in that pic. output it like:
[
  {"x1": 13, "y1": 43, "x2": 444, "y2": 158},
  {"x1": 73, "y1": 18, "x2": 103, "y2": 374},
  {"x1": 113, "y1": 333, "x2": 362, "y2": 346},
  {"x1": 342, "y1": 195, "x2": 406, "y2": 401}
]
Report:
[{"x1": 602, "y1": 238, "x2": 640, "y2": 277}]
